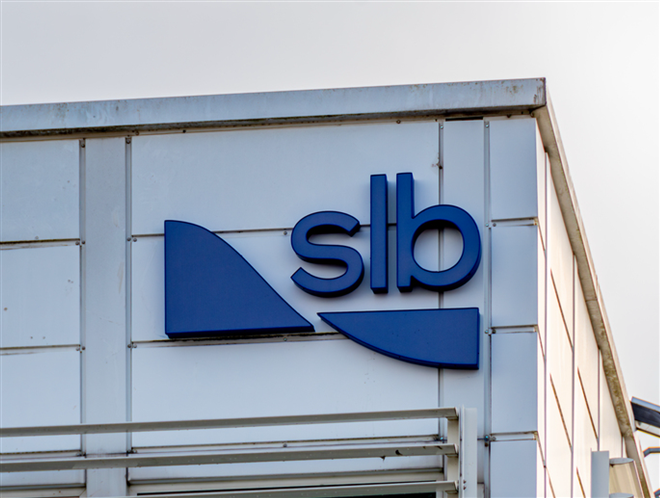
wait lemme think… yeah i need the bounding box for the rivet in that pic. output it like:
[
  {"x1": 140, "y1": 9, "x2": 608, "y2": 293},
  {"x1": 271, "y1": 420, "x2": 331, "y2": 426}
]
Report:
[
  {"x1": 133, "y1": 237, "x2": 137, "y2": 242},
  {"x1": 485, "y1": 123, "x2": 489, "y2": 128},
  {"x1": 396, "y1": 120, "x2": 401, "y2": 124},
  {"x1": 127, "y1": 237, "x2": 131, "y2": 241}
]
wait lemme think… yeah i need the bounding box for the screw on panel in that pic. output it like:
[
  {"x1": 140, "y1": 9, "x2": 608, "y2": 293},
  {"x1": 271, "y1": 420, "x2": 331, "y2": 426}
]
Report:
[
  {"x1": 485, "y1": 123, "x2": 489, "y2": 128},
  {"x1": 126, "y1": 137, "x2": 132, "y2": 144},
  {"x1": 396, "y1": 120, "x2": 401, "y2": 124}
]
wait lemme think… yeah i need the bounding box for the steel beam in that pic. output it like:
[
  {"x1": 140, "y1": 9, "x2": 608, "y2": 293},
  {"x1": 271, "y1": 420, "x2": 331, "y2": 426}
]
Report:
[
  {"x1": 0, "y1": 408, "x2": 458, "y2": 438},
  {"x1": 0, "y1": 441, "x2": 457, "y2": 473}
]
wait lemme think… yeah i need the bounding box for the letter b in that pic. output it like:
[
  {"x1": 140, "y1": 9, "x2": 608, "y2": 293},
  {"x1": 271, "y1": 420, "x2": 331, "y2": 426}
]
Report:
[{"x1": 396, "y1": 173, "x2": 481, "y2": 292}]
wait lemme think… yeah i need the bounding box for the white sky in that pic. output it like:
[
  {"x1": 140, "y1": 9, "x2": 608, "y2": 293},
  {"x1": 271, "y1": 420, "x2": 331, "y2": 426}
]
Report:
[{"x1": 1, "y1": 0, "x2": 658, "y2": 489}]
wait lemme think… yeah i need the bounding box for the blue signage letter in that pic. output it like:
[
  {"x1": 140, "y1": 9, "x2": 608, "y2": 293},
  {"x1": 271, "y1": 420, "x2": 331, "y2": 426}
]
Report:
[
  {"x1": 396, "y1": 172, "x2": 481, "y2": 292},
  {"x1": 291, "y1": 211, "x2": 364, "y2": 297},
  {"x1": 370, "y1": 174, "x2": 388, "y2": 294}
]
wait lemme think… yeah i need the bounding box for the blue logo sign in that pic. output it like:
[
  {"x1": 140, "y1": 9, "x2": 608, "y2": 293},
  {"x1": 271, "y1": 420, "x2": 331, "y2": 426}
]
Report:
[{"x1": 165, "y1": 173, "x2": 481, "y2": 369}]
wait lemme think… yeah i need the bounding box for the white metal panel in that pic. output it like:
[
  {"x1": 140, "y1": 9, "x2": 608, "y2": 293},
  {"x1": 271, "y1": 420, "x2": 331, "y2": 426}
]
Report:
[
  {"x1": 131, "y1": 230, "x2": 439, "y2": 342},
  {"x1": 441, "y1": 369, "x2": 485, "y2": 438},
  {"x1": 491, "y1": 332, "x2": 539, "y2": 434},
  {"x1": 441, "y1": 120, "x2": 486, "y2": 440},
  {"x1": 82, "y1": 138, "x2": 128, "y2": 497},
  {"x1": 537, "y1": 335, "x2": 546, "y2": 457},
  {"x1": 442, "y1": 120, "x2": 484, "y2": 230},
  {"x1": 599, "y1": 363, "x2": 623, "y2": 458},
  {"x1": 536, "y1": 146, "x2": 547, "y2": 248},
  {"x1": 0, "y1": 140, "x2": 79, "y2": 242},
  {"x1": 548, "y1": 173, "x2": 574, "y2": 340},
  {"x1": 574, "y1": 468, "x2": 585, "y2": 498},
  {"x1": 574, "y1": 385, "x2": 598, "y2": 498},
  {"x1": 548, "y1": 286, "x2": 573, "y2": 428},
  {"x1": 489, "y1": 118, "x2": 539, "y2": 221},
  {"x1": 546, "y1": 391, "x2": 572, "y2": 498},
  {"x1": 1, "y1": 245, "x2": 80, "y2": 348},
  {"x1": 441, "y1": 119, "x2": 484, "y2": 308},
  {"x1": 440, "y1": 120, "x2": 487, "y2": 444},
  {"x1": 490, "y1": 440, "x2": 539, "y2": 498},
  {"x1": 131, "y1": 122, "x2": 439, "y2": 235},
  {"x1": 131, "y1": 237, "x2": 164, "y2": 341},
  {"x1": 491, "y1": 226, "x2": 538, "y2": 327},
  {"x1": 0, "y1": 470, "x2": 84, "y2": 488},
  {"x1": 537, "y1": 227, "x2": 546, "y2": 354},
  {"x1": 575, "y1": 276, "x2": 599, "y2": 421},
  {"x1": 0, "y1": 350, "x2": 80, "y2": 453},
  {"x1": 131, "y1": 339, "x2": 438, "y2": 447}
]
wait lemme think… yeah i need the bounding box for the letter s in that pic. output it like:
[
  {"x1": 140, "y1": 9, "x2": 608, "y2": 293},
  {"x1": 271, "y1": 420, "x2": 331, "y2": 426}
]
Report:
[{"x1": 291, "y1": 211, "x2": 364, "y2": 297}]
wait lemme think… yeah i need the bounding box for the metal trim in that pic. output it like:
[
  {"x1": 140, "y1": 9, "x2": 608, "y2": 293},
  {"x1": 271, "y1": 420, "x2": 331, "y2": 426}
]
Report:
[
  {"x1": 0, "y1": 79, "x2": 545, "y2": 138},
  {"x1": 0, "y1": 408, "x2": 458, "y2": 438},
  {"x1": 124, "y1": 480, "x2": 456, "y2": 497},
  {"x1": 0, "y1": 441, "x2": 457, "y2": 473}
]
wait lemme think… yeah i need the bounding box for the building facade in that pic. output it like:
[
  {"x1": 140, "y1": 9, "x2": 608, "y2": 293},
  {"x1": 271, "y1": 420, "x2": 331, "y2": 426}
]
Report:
[{"x1": 0, "y1": 79, "x2": 651, "y2": 497}]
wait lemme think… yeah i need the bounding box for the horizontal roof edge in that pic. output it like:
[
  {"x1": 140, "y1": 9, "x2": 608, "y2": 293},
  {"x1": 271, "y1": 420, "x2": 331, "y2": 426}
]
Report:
[{"x1": 0, "y1": 78, "x2": 545, "y2": 137}]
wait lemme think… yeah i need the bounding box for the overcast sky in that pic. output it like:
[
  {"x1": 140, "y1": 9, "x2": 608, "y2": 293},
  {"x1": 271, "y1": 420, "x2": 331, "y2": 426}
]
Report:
[{"x1": 1, "y1": 0, "x2": 658, "y2": 487}]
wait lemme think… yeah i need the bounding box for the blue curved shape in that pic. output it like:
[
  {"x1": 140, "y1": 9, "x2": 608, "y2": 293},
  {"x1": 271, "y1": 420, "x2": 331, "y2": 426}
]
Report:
[
  {"x1": 165, "y1": 221, "x2": 313, "y2": 338},
  {"x1": 318, "y1": 308, "x2": 479, "y2": 369}
]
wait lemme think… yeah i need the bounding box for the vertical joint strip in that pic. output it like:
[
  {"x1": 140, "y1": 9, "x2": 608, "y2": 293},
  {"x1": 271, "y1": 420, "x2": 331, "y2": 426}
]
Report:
[
  {"x1": 125, "y1": 137, "x2": 133, "y2": 451},
  {"x1": 78, "y1": 138, "x2": 86, "y2": 453},
  {"x1": 483, "y1": 121, "x2": 492, "y2": 498}
]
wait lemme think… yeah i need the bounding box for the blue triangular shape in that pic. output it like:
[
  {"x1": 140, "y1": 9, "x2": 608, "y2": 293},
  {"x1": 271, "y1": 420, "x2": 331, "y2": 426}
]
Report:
[
  {"x1": 319, "y1": 308, "x2": 479, "y2": 368},
  {"x1": 165, "y1": 221, "x2": 314, "y2": 338}
]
